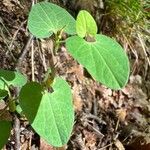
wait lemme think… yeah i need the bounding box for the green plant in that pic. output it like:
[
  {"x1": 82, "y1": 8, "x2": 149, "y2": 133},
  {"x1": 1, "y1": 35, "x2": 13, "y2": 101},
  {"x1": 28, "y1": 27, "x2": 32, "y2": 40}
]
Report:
[
  {"x1": 0, "y1": 69, "x2": 27, "y2": 149},
  {"x1": 105, "y1": 0, "x2": 149, "y2": 39},
  {"x1": 0, "y1": 1, "x2": 130, "y2": 148}
]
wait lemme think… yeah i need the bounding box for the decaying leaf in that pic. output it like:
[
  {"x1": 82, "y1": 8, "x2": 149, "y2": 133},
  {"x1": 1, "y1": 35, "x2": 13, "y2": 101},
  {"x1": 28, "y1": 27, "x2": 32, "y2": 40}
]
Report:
[
  {"x1": 116, "y1": 108, "x2": 127, "y2": 122},
  {"x1": 115, "y1": 139, "x2": 125, "y2": 150},
  {"x1": 73, "y1": 83, "x2": 83, "y2": 112}
]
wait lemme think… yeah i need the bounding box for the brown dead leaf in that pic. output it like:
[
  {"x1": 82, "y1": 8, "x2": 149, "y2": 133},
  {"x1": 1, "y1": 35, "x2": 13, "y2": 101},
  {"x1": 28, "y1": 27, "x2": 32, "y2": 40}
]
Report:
[
  {"x1": 40, "y1": 138, "x2": 67, "y2": 150},
  {"x1": 73, "y1": 83, "x2": 83, "y2": 112},
  {"x1": 116, "y1": 108, "x2": 127, "y2": 122},
  {"x1": 55, "y1": 147, "x2": 66, "y2": 150},
  {"x1": 21, "y1": 140, "x2": 29, "y2": 150},
  {"x1": 122, "y1": 82, "x2": 148, "y2": 111},
  {"x1": 3, "y1": 0, "x2": 14, "y2": 9},
  {"x1": 122, "y1": 75, "x2": 147, "y2": 102},
  {"x1": 129, "y1": 75, "x2": 142, "y2": 85},
  {"x1": 115, "y1": 139, "x2": 125, "y2": 150},
  {"x1": 67, "y1": 64, "x2": 84, "y2": 82},
  {"x1": 40, "y1": 139, "x2": 54, "y2": 150},
  {"x1": 83, "y1": 130, "x2": 97, "y2": 149},
  {"x1": 0, "y1": 110, "x2": 12, "y2": 121},
  {"x1": 130, "y1": 108, "x2": 147, "y2": 126},
  {"x1": 98, "y1": 96, "x2": 114, "y2": 110},
  {"x1": 0, "y1": 100, "x2": 6, "y2": 110},
  {"x1": 41, "y1": 39, "x2": 53, "y2": 51},
  {"x1": 0, "y1": 100, "x2": 12, "y2": 121},
  {"x1": 102, "y1": 88, "x2": 113, "y2": 98}
]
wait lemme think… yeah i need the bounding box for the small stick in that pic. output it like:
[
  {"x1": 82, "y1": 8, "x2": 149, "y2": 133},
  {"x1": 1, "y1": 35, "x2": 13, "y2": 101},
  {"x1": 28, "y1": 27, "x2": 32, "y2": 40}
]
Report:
[
  {"x1": 12, "y1": 1, "x2": 35, "y2": 150},
  {"x1": 87, "y1": 122, "x2": 104, "y2": 138},
  {"x1": 115, "y1": 119, "x2": 119, "y2": 132},
  {"x1": 93, "y1": 98, "x2": 97, "y2": 116},
  {"x1": 0, "y1": 28, "x2": 16, "y2": 62},
  {"x1": 137, "y1": 33, "x2": 150, "y2": 66},
  {"x1": 31, "y1": 39, "x2": 35, "y2": 81},
  {"x1": 14, "y1": 114, "x2": 20, "y2": 150},
  {"x1": 99, "y1": 143, "x2": 113, "y2": 150},
  {"x1": 86, "y1": 113, "x2": 106, "y2": 125},
  {"x1": 9, "y1": 20, "x2": 27, "y2": 50},
  {"x1": 16, "y1": 35, "x2": 33, "y2": 69}
]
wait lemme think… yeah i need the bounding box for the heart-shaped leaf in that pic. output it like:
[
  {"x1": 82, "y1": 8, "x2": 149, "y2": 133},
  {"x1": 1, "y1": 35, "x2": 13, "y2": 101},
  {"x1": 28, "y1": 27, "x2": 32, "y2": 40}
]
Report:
[
  {"x1": 0, "y1": 69, "x2": 27, "y2": 89},
  {"x1": 66, "y1": 35, "x2": 130, "y2": 89},
  {"x1": 19, "y1": 77, "x2": 74, "y2": 147},
  {"x1": 0, "y1": 121, "x2": 11, "y2": 149},
  {"x1": 28, "y1": 2, "x2": 76, "y2": 38},
  {"x1": 76, "y1": 10, "x2": 97, "y2": 38},
  {"x1": 0, "y1": 89, "x2": 8, "y2": 100}
]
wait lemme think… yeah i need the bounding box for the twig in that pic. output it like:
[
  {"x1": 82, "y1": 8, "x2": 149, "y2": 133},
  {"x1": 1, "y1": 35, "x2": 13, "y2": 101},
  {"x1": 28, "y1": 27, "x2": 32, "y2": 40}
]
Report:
[
  {"x1": 137, "y1": 33, "x2": 150, "y2": 66},
  {"x1": 13, "y1": 33, "x2": 33, "y2": 150},
  {"x1": 16, "y1": 35, "x2": 33, "y2": 69},
  {"x1": 11, "y1": 1, "x2": 35, "y2": 150},
  {"x1": 115, "y1": 119, "x2": 119, "y2": 132},
  {"x1": 122, "y1": 33, "x2": 138, "y2": 75},
  {"x1": 9, "y1": 20, "x2": 27, "y2": 50},
  {"x1": 0, "y1": 28, "x2": 16, "y2": 62},
  {"x1": 99, "y1": 143, "x2": 113, "y2": 150},
  {"x1": 140, "y1": 27, "x2": 150, "y2": 36},
  {"x1": 13, "y1": 114, "x2": 20, "y2": 150},
  {"x1": 74, "y1": 134, "x2": 86, "y2": 150},
  {"x1": 31, "y1": 39, "x2": 35, "y2": 81},
  {"x1": 87, "y1": 122, "x2": 104, "y2": 138},
  {"x1": 0, "y1": 17, "x2": 12, "y2": 37},
  {"x1": 85, "y1": 113, "x2": 106, "y2": 125},
  {"x1": 93, "y1": 98, "x2": 97, "y2": 115}
]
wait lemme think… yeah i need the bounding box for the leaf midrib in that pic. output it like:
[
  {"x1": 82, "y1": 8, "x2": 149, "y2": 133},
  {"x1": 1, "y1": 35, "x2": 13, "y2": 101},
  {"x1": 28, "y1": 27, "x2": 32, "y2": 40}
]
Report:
[
  {"x1": 39, "y1": 3, "x2": 55, "y2": 31},
  {"x1": 46, "y1": 93, "x2": 62, "y2": 145},
  {"x1": 93, "y1": 44, "x2": 122, "y2": 87}
]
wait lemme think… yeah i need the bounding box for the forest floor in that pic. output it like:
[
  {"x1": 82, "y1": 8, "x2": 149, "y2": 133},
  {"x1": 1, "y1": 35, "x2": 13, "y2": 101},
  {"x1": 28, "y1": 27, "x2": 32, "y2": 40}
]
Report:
[{"x1": 0, "y1": 0, "x2": 150, "y2": 150}]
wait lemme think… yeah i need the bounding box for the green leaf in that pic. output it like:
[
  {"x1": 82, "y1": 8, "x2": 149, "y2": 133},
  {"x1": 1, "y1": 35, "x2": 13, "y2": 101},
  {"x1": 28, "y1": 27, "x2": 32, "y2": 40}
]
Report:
[
  {"x1": 16, "y1": 105, "x2": 24, "y2": 116},
  {"x1": 0, "y1": 89, "x2": 8, "y2": 100},
  {"x1": 28, "y1": 2, "x2": 76, "y2": 38},
  {"x1": 76, "y1": 10, "x2": 97, "y2": 38},
  {"x1": 19, "y1": 77, "x2": 74, "y2": 147},
  {"x1": 66, "y1": 34, "x2": 130, "y2": 89},
  {"x1": 0, "y1": 69, "x2": 27, "y2": 89},
  {"x1": 0, "y1": 121, "x2": 11, "y2": 149}
]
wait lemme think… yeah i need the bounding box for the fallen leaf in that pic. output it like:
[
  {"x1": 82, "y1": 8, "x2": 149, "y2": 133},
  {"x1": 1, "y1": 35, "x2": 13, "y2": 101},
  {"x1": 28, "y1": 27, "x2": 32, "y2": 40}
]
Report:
[
  {"x1": 73, "y1": 83, "x2": 83, "y2": 112},
  {"x1": 40, "y1": 139, "x2": 57, "y2": 150},
  {"x1": 115, "y1": 139, "x2": 125, "y2": 150},
  {"x1": 116, "y1": 108, "x2": 127, "y2": 122},
  {"x1": 83, "y1": 130, "x2": 97, "y2": 149}
]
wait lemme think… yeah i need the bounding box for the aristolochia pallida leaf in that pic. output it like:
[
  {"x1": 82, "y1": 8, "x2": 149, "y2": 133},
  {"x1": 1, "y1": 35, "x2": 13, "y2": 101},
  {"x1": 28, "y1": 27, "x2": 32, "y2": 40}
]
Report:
[
  {"x1": 0, "y1": 121, "x2": 11, "y2": 149},
  {"x1": 0, "y1": 89, "x2": 8, "y2": 100},
  {"x1": 28, "y1": 2, "x2": 76, "y2": 38},
  {"x1": 66, "y1": 35, "x2": 130, "y2": 89},
  {"x1": 76, "y1": 10, "x2": 97, "y2": 38},
  {"x1": 19, "y1": 77, "x2": 74, "y2": 147},
  {"x1": 0, "y1": 69, "x2": 27, "y2": 89}
]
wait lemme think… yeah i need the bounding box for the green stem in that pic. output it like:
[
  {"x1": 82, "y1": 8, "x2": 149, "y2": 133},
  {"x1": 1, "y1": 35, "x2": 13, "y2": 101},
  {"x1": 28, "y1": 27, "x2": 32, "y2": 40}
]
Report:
[
  {"x1": 42, "y1": 29, "x2": 63, "y2": 88},
  {"x1": 43, "y1": 40, "x2": 57, "y2": 88},
  {"x1": 56, "y1": 40, "x2": 66, "y2": 44}
]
